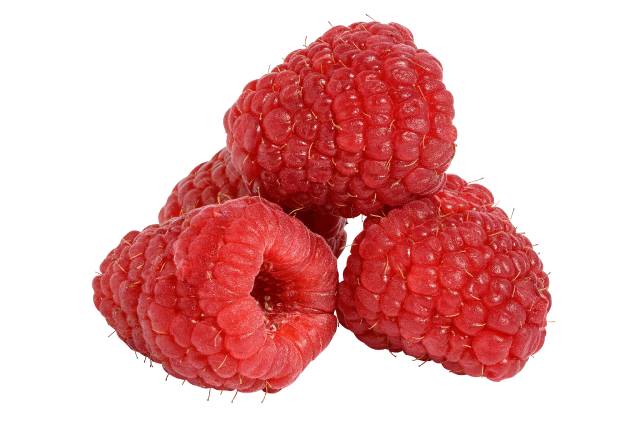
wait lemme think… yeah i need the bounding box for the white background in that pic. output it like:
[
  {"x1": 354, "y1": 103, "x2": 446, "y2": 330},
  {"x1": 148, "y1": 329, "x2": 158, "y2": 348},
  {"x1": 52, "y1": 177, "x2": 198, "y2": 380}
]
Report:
[{"x1": 1, "y1": 1, "x2": 638, "y2": 427}]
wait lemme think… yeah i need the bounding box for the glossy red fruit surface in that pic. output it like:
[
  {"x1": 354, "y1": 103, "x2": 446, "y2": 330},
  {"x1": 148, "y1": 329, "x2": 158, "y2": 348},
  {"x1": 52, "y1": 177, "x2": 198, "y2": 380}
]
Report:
[
  {"x1": 159, "y1": 149, "x2": 347, "y2": 256},
  {"x1": 337, "y1": 175, "x2": 550, "y2": 380},
  {"x1": 94, "y1": 197, "x2": 338, "y2": 392},
  {"x1": 225, "y1": 22, "x2": 456, "y2": 218}
]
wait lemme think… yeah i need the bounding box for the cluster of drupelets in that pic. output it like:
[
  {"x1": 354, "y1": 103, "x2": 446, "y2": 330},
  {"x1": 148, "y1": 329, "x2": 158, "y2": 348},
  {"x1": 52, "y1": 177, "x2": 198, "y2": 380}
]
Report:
[{"x1": 94, "y1": 21, "x2": 550, "y2": 398}]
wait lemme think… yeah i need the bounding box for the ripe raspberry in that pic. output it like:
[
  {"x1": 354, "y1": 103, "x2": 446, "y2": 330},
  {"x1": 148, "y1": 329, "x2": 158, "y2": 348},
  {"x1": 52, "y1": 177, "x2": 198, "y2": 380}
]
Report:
[
  {"x1": 93, "y1": 197, "x2": 338, "y2": 393},
  {"x1": 158, "y1": 149, "x2": 250, "y2": 221},
  {"x1": 337, "y1": 175, "x2": 550, "y2": 380},
  {"x1": 159, "y1": 149, "x2": 347, "y2": 256},
  {"x1": 224, "y1": 22, "x2": 456, "y2": 218}
]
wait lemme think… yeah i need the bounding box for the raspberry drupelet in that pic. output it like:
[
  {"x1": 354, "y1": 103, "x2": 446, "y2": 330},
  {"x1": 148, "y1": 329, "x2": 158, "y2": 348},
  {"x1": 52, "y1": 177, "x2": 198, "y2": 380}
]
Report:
[
  {"x1": 94, "y1": 197, "x2": 338, "y2": 393},
  {"x1": 224, "y1": 22, "x2": 456, "y2": 218},
  {"x1": 159, "y1": 149, "x2": 347, "y2": 256},
  {"x1": 337, "y1": 175, "x2": 550, "y2": 380}
]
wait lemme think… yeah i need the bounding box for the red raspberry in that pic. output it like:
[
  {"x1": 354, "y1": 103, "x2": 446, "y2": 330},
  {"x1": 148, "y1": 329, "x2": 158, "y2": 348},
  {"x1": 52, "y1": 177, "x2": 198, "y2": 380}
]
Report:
[
  {"x1": 336, "y1": 175, "x2": 550, "y2": 380},
  {"x1": 159, "y1": 149, "x2": 347, "y2": 256},
  {"x1": 224, "y1": 22, "x2": 456, "y2": 218},
  {"x1": 93, "y1": 197, "x2": 338, "y2": 393},
  {"x1": 158, "y1": 149, "x2": 250, "y2": 221}
]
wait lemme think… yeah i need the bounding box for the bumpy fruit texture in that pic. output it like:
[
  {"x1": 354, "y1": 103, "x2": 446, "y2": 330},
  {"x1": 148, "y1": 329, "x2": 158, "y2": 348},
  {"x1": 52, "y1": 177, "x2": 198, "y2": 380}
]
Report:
[
  {"x1": 94, "y1": 197, "x2": 338, "y2": 392},
  {"x1": 159, "y1": 149, "x2": 347, "y2": 256},
  {"x1": 158, "y1": 149, "x2": 250, "y2": 221},
  {"x1": 337, "y1": 175, "x2": 550, "y2": 380},
  {"x1": 224, "y1": 22, "x2": 456, "y2": 218}
]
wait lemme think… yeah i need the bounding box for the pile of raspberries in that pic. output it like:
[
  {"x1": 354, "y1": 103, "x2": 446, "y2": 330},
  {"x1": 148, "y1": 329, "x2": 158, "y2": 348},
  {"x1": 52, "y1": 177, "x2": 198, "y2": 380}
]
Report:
[{"x1": 93, "y1": 21, "x2": 551, "y2": 395}]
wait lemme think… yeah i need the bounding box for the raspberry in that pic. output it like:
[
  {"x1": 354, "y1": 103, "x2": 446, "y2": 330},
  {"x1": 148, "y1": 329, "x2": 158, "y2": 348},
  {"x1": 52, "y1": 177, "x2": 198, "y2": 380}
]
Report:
[
  {"x1": 93, "y1": 197, "x2": 338, "y2": 393},
  {"x1": 159, "y1": 149, "x2": 347, "y2": 256},
  {"x1": 336, "y1": 175, "x2": 550, "y2": 380},
  {"x1": 224, "y1": 22, "x2": 456, "y2": 218},
  {"x1": 158, "y1": 149, "x2": 250, "y2": 221}
]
